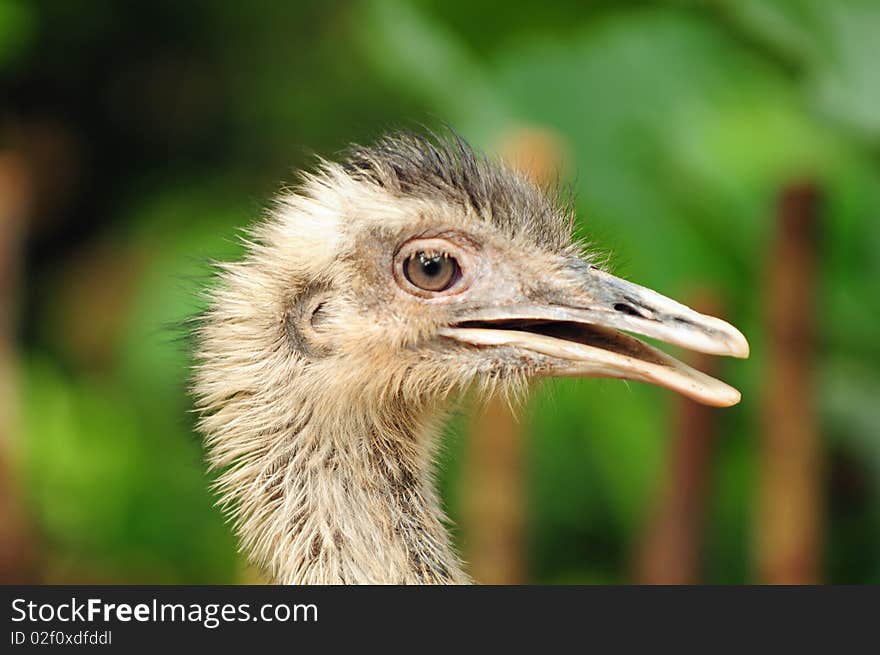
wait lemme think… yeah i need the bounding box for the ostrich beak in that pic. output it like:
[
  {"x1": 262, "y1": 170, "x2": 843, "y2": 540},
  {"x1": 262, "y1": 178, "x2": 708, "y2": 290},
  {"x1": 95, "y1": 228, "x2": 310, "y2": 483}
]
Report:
[{"x1": 440, "y1": 266, "x2": 749, "y2": 407}]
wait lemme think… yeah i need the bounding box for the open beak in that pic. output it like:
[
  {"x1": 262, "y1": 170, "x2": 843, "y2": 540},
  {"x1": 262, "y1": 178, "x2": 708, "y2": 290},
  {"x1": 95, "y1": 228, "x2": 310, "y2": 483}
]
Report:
[{"x1": 439, "y1": 266, "x2": 749, "y2": 407}]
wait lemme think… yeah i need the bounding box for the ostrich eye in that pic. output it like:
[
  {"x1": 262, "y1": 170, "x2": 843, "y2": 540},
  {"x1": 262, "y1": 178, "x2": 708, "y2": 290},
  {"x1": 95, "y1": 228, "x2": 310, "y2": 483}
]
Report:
[{"x1": 404, "y1": 251, "x2": 460, "y2": 292}]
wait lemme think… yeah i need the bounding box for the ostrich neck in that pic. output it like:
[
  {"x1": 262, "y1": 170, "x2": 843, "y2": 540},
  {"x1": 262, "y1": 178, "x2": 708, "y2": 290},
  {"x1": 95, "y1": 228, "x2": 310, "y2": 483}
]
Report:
[{"x1": 236, "y1": 400, "x2": 469, "y2": 584}]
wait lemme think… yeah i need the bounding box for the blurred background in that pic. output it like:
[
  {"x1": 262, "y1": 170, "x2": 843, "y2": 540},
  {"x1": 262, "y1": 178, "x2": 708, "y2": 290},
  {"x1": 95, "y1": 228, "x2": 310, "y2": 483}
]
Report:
[{"x1": 1, "y1": 0, "x2": 879, "y2": 584}]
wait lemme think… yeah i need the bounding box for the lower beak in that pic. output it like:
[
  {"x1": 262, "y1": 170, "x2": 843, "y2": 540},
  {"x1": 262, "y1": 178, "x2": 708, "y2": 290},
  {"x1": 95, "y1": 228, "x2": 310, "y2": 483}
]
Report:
[{"x1": 439, "y1": 267, "x2": 749, "y2": 407}]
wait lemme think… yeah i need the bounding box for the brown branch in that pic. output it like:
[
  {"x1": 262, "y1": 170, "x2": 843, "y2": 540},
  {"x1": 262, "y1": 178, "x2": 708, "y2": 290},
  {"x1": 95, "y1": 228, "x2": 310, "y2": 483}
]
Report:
[
  {"x1": 461, "y1": 396, "x2": 527, "y2": 584},
  {"x1": 461, "y1": 126, "x2": 564, "y2": 583},
  {"x1": 755, "y1": 181, "x2": 822, "y2": 584},
  {"x1": 635, "y1": 291, "x2": 724, "y2": 584},
  {"x1": 0, "y1": 150, "x2": 37, "y2": 583}
]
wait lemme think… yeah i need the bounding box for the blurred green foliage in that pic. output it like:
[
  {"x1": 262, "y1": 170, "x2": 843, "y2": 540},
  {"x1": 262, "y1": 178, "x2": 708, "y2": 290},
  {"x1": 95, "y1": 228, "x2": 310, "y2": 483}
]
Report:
[{"x1": 4, "y1": 0, "x2": 879, "y2": 582}]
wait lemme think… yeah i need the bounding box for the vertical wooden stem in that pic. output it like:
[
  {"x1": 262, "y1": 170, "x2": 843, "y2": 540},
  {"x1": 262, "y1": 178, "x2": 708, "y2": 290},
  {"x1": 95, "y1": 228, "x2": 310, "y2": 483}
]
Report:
[
  {"x1": 461, "y1": 126, "x2": 564, "y2": 583},
  {"x1": 635, "y1": 292, "x2": 723, "y2": 584},
  {"x1": 756, "y1": 182, "x2": 821, "y2": 584},
  {"x1": 0, "y1": 151, "x2": 36, "y2": 582},
  {"x1": 462, "y1": 397, "x2": 527, "y2": 583}
]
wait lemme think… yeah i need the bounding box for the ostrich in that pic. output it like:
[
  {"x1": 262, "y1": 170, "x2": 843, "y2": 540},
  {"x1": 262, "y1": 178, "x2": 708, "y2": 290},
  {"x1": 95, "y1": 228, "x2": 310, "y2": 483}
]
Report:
[{"x1": 192, "y1": 132, "x2": 748, "y2": 584}]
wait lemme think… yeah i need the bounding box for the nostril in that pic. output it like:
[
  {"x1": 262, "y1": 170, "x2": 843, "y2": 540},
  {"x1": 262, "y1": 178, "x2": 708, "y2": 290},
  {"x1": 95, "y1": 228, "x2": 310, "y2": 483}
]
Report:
[{"x1": 614, "y1": 303, "x2": 642, "y2": 317}]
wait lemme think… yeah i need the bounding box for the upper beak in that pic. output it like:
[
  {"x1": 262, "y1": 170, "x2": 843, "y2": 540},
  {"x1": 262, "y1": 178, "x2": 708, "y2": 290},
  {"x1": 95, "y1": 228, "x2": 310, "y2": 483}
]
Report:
[{"x1": 439, "y1": 266, "x2": 749, "y2": 407}]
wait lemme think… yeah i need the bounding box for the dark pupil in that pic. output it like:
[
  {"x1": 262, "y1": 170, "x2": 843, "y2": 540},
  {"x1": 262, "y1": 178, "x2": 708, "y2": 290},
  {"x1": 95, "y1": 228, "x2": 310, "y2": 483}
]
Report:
[
  {"x1": 419, "y1": 253, "x2": 442, "y2": 276},
  {"x1": 404, "y1": 250, "x2": 457, "y2": 292}
]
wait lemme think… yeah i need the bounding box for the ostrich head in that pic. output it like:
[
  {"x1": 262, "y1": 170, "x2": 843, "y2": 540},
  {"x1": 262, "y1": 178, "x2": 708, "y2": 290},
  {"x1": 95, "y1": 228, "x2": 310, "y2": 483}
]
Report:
[{"x1": 193, "y1": 132, "x2": 748, "y2": 584}]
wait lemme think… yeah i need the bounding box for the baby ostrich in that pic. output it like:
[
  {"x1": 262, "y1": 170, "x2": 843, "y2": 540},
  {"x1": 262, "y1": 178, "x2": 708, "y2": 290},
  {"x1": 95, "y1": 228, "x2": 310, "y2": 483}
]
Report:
[{"x1": 192, "y1": 132, "x2": 748, "y2": 584}]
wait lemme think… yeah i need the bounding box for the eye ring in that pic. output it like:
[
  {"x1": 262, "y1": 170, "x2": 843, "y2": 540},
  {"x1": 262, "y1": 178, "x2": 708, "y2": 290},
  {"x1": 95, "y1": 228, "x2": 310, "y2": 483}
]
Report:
[{"x1": 404, "y1": 251, "x2": 461, "y2": 292}]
